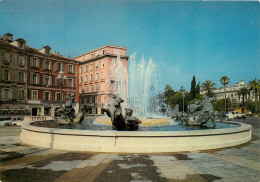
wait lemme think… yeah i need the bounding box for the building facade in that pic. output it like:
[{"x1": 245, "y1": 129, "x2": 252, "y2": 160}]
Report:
[
  {"x1": 74, "y1": 45, "x2": 128, "y2": 114},
  {"x1": 0, "y1": 33, "x2": 28, "y2": 113},
  {"x1": 0, "y1": 33, "x2": 79, "y2": 116},
  {"x1": 201, "y1": 80, "x2": 256, "y2": 104},
  {"x1": 27, "y1": 47, "x2": 79, "y2": 116}
]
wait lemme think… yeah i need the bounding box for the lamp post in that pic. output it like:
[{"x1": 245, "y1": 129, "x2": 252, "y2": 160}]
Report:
[
  {"x1": 182, "y1": 91, "x2": 185, "y2": 113},
  {"x1": 57, "y1": 71, "x2": 68, "y2": 108}
]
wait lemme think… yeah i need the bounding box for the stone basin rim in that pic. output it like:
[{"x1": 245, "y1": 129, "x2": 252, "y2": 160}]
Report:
[{"x1": 22, "y1": 120, "x2": 250, "y2": 137}]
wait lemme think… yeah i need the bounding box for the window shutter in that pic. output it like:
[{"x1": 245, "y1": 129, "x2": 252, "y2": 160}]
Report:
[
  {"x1": 8, "y1": 70, "x2": 11, "y2": 81},
  {"x1": 73, "y1": 78, "x2": 75, "y2": 88},
  {"x1": 73, "y1": 65, "x2": 75, "y2": 73},
  {"x1": 67, "y1": 64, "x2": 69, "y2": 73},
  {"x1": 8, "y1": 89, "x2": 12, "y2": 99},
  {"x1": 50, "y1": 61, "x2": 52, "y2": 70},
  {"x1": 30, "y1": 73, "x2": 33, "y2": 84},
  {"x1": 49, "y1": 92, "x2": 52, "y2": 101},
  {"x1": 30, "y1": 57, "x2": 32, "y2": 67},
  {"x1": 1, "y1": 88, "x2": 4, "y2": 99},
  {"x1": 37, "y1": 58, "x2": 40, "y2": 68},
  {"x1": 49, "y1": 75, "x2": 52, "y2": 85},
  {"x1": 61, "y1": 63, "x2": 64, "y2": 71},
  {"x1": 1, "y1": 70, "x2": 4, "y2": 81},
  {"x1": 38, "y1": 74, "x2": 40, "y2": 84}
]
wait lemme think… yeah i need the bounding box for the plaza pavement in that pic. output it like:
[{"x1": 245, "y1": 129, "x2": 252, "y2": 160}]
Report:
[{"x1": 0, "y1": 118, "x2": 259, "y2": 182}]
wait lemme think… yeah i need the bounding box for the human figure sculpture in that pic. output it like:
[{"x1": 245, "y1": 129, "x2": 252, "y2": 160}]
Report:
[
  {"x1": 125, "y1": 108, "x2": 142, "y2": 131},
  {"x1": 57, "y1": 94, "x2": 88, "y2": 125},
  {"x1": 102, "y1": 95, "x2": 141, "y2": 131},
  {"x1": 179, "y1": 98, "x2": 216, "y2": 127}
]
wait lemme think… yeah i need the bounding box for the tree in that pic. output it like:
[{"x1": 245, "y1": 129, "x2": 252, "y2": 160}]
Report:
[
  {"x1": 237, "y1": 87, "x2": 249, "y2": 106},
  {"x1": 249, "y1": 78, "x2": 260, "y2": 113},
  {"x1": 190, "y1": 76, "x2": 196, "y2": 100},
  {"x1": 195, "y1": 82, "x2": 201, "y2": 99},
  {"x1": 219, "y1": 76, "x2": 230, "y2": 111},
  {"x1": 164, "y1": 85, "x2": 175, "y2": 105},
  {"x1": 201, "y1": 80, "x2": 216, "y2": 97}
]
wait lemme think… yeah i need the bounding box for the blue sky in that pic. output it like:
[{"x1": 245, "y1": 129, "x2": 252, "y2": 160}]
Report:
[{"x1": 0, "y1": 0, "x2": 259, "y2": 91}]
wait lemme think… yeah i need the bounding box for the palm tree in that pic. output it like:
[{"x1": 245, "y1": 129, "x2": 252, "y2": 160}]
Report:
[
  {"x1": 249, "y1": 79, "x2": 260, "y2": 113},
  {"x1": 201, "y1": 80, "x2": 216, "y2": 98},
  {"x1": 219, "y1": 76, "x2": 230, "y2": 111},
  {"x1": 237, "y1": 87, "x2": 249, "y2": 105}
]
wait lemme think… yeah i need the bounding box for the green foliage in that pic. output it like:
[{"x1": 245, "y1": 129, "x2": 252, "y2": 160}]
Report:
[
  {"x1": 244, "y1": 100, "x2": 255, "y2": 113},
  {"x1": 237, "y1": 87, "x2": 250, "y2": 106},
  {"x1": 164, "y1": 84, "x2": 175, "y2": 105},
  {"x1": 212, "y1": 99, "x2": 225, "y2": 111},
  {"x1": 201, "y1": 80, "x2": 216, "y2": 97},
  {"x1": 196, "y1": 82, "x2": 200, "y2": 95},
  {"x1": 168, "y1": 92, "x2": 190, "y2": 112},
  {"x1": 190, "y1": 76, "x2": 196, "y2": 100},
  {"x1": 219, "y1": 76, "x2": 230, "y2": 87}
]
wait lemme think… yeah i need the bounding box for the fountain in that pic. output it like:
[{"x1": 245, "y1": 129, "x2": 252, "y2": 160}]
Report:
[
  {"x1": 128, "y1": 53, "x2": 161, "y2": 117},
  {"x1": 19, "y1": 53, "x2": 252, "y2": 153}
]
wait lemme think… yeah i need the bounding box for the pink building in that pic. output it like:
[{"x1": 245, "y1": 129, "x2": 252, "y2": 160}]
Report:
[{"x1": 74, "y1": 45, "x2": 128, "y2": 114}]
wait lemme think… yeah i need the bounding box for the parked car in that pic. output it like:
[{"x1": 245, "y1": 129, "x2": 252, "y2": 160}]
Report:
[
  {"x1": 226, "y1": 111, "x2": 246, "y2": 119},
  {"x1": 0, "y1": 117, "x2": 23, "y2": 127}
]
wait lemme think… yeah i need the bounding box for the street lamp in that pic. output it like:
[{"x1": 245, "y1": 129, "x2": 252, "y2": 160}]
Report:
[
  {"x1": 182, "y1": 91, "x2": 185, "y2": 113},
  {"x1": 57, "y1": 71, "x2": 68, "y2": 108}
]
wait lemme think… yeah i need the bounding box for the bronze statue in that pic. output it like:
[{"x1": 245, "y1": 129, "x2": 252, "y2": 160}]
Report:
[
  {"x1": 179, "y1": 98, "x2": 216, "y2": 127},
  {"x1": 56, "y1": 94, "x2": 88, "y2": 125},
  {"x1": 102, "y1": 95, "x2": 141, "y2": 131}
]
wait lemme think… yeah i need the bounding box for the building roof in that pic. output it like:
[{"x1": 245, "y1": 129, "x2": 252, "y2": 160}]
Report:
[{"x1": 73, "y1": 45, "x2": 127, "y2": 59}]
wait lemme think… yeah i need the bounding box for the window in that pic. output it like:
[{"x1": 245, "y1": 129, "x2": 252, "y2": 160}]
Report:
[
  {"x1": 3, "y1": 88, "x2": 11, "y2": 99},
  {"x1": 56, "y1": 92, "x2": 61, "y2": 101},
  {"x1": 80, "y1": 76, "x2": 83, "y2": 83},
  {"x1": 85, "y1": 75, "x2": 88, "y2": 82},
  {"x1": 101, "y1": 82, "x2": 105, "y2": 91},
  {"x1": 43, "y1": 75, "x2": 51, "y2": 86},
  {"x1": 32, "y1": 74, "x2": 37, "y2": 84},
  {"x1": 95, "y1": 62, "x2": 98, "y2": 69},
  {"x1": 103, "y1": 50, "x2": 106, "y2": 55},
  {"x1": 18, "y1": 89, "x2": 25, "y2": 100},
  {"x1": 18, "y1": 72, "x2": 24, "y2": 83},
  {"x1": 102, "y1": 60, "x2": 105, "y2": 69},
  {"x1": 18, "y1": 55, "x2": 25, "y2": 66},
  {"x1": 31, "y1": 57, "x2": 39, "y2": 68},
  {"x1": 90, "y1": 74, "x2": 93, "y2": 81},
  {"x1": 95, "y1": 96, "x2": 98, "y2": 104},
  {"x1": 95, "y1": 73, "x2": 99, "y2": 80},
  {"x1": 89, "y1": 96, "x2": 93, "y2": 103},
  {"x1": 85, "y1": 85, "x2": 88, "y2": 93},
  {"x1": 85, "y1": 65, "x2": 88, "y2": 72},
  {"x1": 44, "y1": 92, "x2": 50, "y2": 100},
  {"x1": 68, "y1": 64, "x2": 74, "y2": 73},
  {"x1": 89, "y1": 63, "x2": 93, "y2": 71},
  {"x1": 80, "y1": 67, "x2": 83, "y2": 73},
  {"x1": 56, "y1": 62, "x2": 62, "y2": 72},
  {"x1": 95, "y1": 83, "x2": 99, "y2": 92},
  {"x1": 4, "y1": 51, "x2": 11, "y2": 63},
  {"x1": 89, "y1": 85, "x2": 92, "y2": 92},
  {"x1": 44, "y1": 60, "x2": 51, "y2": 70},
  {"x1": 32, "y1": 90, "x2": 38, "y2": 100},
  {"x1": 3, "y1": 70, "x2": 9, "y2": 80},
  {"x1": 68, "y1": 78, "x2": 73, "y2": 87},
  {"x1": 101, "y1": 71, "x2": 104, "y2": 79}
]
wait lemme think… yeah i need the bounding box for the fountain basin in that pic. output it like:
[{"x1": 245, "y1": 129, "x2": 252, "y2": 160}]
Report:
[
  {"x1": 20, "y1": 120, "x2": 252, "y2": 153},
  {"x1": 20, "y1": 122, "x2": 252, "y2": 153}
]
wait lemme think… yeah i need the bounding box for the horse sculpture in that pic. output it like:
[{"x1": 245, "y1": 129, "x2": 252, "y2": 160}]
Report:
[{"x1": 179, "y1": 98, "x2": 216, "y2": 127}]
